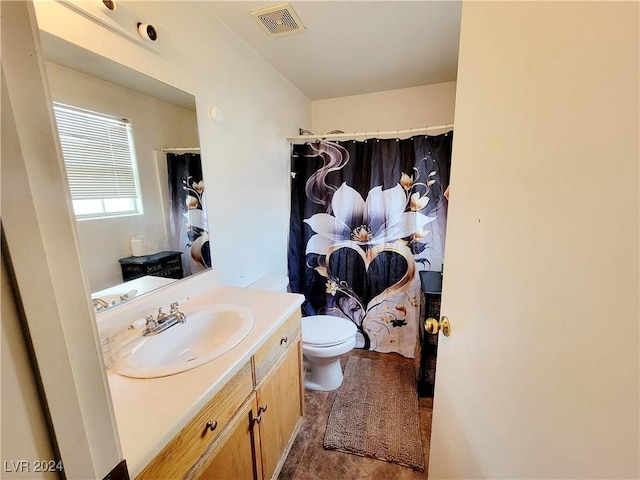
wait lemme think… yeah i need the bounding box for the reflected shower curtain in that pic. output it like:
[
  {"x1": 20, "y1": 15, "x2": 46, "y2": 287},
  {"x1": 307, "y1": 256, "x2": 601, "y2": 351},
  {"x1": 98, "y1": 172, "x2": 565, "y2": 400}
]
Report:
[
  {"x1": 166, "y1": 153, "x2": 211, "y2": 276},
  {"x1": 288, "y1": 135, "x2": 452, "y2": 357}
]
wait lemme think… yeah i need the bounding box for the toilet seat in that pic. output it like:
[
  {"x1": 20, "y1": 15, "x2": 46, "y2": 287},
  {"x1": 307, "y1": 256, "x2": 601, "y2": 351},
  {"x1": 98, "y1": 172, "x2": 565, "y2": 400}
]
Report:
[
  {"x1": 302, "y1": 336, "x2": 357, "y2": 359},
  {"x1": 302, "y1": 315, "x2": 357, "y2": 347}
]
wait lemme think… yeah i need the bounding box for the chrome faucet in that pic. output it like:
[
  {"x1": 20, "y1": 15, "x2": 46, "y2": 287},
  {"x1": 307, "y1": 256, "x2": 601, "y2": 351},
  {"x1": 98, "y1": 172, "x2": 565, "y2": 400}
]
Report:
[
  {"x1": 143, "y1": 302, "x2": 187, "y2": 336},
  {"x1": 93, "y1": 289, "x2": 137, "y2": 313},
  {"x1": 93, "y1": 298, "x2": 110, "y2": 310}
]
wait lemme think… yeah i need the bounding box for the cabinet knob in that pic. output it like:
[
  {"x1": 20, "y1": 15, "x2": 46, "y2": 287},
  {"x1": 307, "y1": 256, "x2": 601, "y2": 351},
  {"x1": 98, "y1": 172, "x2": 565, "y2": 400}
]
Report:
[
  {"x1": 205, "y1": 420, "x2": 217, "y2": 432},
  {"x1": 254, "y1": 414, "x2": 262, "y2": 425},
  {"x1": 280, "y1": 336, "x2": 288, "y2": 345},
  {"x1": 258, "y1": 404, "x2": 268, "y2": 414}
]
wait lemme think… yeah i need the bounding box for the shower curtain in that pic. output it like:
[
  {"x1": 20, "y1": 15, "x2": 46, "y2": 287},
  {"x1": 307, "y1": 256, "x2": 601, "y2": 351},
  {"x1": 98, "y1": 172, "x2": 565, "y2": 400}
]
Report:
[
  {"x1": 166, "y1": 153, "x2": 211, "y2": 276},
  {"x1": 288, "y1": 134, "x2": 452, "y2": 357}
]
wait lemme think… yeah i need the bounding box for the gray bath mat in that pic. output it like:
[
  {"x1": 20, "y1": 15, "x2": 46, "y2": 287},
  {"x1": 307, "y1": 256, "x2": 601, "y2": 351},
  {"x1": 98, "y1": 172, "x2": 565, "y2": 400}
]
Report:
[{"x1": 323, "y1": 356, "x2": 425, "y2": 471}]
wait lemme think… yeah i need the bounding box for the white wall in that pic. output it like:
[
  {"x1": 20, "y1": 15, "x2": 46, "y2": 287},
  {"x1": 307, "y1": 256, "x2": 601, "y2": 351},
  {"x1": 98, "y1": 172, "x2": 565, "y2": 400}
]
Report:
[
  {"x1": 2, "y1": 3, "x2": 123, "y2": 477},
  {"x1": 35, "y1": 0, "x2": 311, "y2": 288},
  {"x1": 46, "y1": 62, "x2": 199, "y2": 291},
  {"x1": 1, "y1": 256, "x2": 57, "y2": 479},
  {"x1": 311, "y1": 81, "x2": 456, "y2": 135}
]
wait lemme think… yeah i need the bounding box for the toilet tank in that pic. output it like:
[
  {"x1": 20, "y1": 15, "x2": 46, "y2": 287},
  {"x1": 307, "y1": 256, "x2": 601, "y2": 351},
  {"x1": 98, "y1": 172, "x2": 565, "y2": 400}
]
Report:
[{"x1": 248, "y1": 275, "x2": 289, "y2": 292}]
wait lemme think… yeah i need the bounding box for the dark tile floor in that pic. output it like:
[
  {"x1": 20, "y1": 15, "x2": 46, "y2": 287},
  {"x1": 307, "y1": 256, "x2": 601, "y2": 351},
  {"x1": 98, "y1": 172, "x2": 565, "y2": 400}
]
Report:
[{"x1": 279, "y1": 349, "x2": 433, "y2": 480}]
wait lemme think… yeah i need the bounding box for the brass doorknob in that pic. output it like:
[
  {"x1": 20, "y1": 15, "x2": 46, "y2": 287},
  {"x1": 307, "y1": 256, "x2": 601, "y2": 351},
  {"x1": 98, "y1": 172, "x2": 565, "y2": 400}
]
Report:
[{"x1": 425, "y1": 316, "x2": 451, "y2": 337}]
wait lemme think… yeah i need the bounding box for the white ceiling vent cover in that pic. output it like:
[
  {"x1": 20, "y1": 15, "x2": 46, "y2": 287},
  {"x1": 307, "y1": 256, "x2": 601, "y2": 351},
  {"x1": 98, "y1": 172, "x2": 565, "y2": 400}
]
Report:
[{"x1": 251, "y1": 4, "x2": 305, "y2": 36}]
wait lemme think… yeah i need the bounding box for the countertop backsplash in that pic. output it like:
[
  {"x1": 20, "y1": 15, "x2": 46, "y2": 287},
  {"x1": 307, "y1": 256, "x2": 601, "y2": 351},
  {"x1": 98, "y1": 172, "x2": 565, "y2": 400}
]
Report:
[{"x1": 95, "y1": 268, "x2": 221, "y2": 342}]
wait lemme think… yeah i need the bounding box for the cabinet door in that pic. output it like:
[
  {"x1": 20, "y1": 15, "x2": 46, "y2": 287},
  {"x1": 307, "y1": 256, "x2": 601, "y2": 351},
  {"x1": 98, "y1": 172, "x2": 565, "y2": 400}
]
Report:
[
  {"x1": 256, "y1": 340, "x2": 303, "y2": 480},
  {"x1": 137, "y1": 363, "x2": 253, "y2": 480},
  {"x1": 192, "y1": 395, "x2": 262, "y2": 480}
]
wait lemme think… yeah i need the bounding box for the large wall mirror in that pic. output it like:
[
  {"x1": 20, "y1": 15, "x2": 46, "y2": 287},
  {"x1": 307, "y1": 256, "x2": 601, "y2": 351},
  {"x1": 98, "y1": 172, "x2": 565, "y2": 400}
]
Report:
[{"x1": 39, "y1": 32, "x2": 211, "y2": 310}]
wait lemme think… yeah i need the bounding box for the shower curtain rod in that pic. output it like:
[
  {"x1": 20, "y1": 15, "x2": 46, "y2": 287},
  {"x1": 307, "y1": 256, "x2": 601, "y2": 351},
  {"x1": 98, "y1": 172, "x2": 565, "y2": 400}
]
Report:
[
  {"x1": 287, "y1": 124, "x2": 454, "y2": 142},
  {"x1": 157, "y1": 147, "x2": 201, "y2": 152}
]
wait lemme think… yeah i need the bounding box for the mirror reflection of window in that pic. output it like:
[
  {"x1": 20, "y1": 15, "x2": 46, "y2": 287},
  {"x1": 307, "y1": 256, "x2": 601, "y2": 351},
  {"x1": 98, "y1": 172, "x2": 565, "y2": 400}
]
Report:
[
  {"x1": 53, "y1": 103, "x2": 142, "y2": 220},
  {"x1": 42, "y1": 46, "x2": 205, "y2": 298}
]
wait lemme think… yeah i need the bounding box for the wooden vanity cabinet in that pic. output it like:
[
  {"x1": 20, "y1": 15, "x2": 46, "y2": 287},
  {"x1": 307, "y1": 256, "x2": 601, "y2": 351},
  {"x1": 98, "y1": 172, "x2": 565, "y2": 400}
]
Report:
[
  {"x1": 136, "y1": 363, "x2": 253, "y2": 480},
  {"x1": 255, "y1": 340, "x2": 303, "y2": 479},
  {"x1": 253, "y1": 312, "x2": 302, "y2": 385},
  {"x1": 190, "y1": 395, "x2": 262, "y2": 480},
  {"x1": 135, "y1": 310, "x2": 304, "y2": 480}
]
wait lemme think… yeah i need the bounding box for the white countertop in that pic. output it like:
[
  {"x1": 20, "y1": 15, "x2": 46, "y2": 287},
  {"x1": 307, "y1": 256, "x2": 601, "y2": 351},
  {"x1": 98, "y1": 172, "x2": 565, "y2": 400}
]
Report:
[
  {"x1": 93, "y1": 275, "x2": 177, "y2": 299},
  {"x1": 106, "y1": 285, "x2": 304, "y2": 478}
]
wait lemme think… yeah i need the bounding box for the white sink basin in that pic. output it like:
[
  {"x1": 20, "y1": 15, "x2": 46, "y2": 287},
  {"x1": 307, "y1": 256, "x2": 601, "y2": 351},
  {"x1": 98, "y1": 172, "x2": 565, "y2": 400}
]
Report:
[{"x1": 115, "y1": 304, "x2": 254, "y2": 379}]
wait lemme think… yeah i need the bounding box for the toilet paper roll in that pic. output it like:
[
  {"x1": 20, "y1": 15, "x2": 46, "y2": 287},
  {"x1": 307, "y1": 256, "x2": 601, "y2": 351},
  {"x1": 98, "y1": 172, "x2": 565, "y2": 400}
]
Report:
[{"x1": 131, "y1": 236, "x2": 145, "y2": 257}]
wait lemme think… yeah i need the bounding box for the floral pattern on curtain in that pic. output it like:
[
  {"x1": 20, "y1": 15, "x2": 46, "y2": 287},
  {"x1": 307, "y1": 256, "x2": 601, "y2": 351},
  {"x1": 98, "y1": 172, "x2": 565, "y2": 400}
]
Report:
[
  {"x1": 166, "y1": 153, "x2": 211, "y2": 276},
  {"x1": 288, "y1": 135, "x2": 452, "y2": 357}
]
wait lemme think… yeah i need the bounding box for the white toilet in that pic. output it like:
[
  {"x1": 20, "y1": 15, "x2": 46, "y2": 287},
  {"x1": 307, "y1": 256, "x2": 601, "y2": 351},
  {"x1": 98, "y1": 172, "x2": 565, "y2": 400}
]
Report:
[
  {"x1": 300, "y1": 315, "x2": 356, "y2": 391},
  {"x1": 248, "y1": 276, "x2": 357, "y2": 391}
]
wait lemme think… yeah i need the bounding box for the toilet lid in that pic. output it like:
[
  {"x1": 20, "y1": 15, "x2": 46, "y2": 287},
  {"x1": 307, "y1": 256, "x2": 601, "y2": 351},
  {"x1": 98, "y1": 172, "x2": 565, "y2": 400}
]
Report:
[{"x1": 302, "y1": 315, "x2": 357, "y2": 347}]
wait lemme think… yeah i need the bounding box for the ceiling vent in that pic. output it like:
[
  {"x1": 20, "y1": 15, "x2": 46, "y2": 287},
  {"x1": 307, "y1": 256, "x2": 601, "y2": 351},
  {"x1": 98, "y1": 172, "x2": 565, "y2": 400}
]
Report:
[{"x1": 251, "y1": 3, "x2": 305, "y2": 37}]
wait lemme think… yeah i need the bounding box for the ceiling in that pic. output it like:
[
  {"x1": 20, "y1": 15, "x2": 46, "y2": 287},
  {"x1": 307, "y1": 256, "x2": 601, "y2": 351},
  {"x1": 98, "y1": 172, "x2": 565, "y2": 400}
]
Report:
[{"x1": 203, "y1": 1, "x2": 462, "y2": 101}]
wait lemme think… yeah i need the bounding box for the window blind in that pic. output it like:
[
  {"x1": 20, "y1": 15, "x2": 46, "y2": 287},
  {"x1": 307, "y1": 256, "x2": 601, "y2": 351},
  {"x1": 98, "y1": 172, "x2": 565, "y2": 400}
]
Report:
[{"x1": 53, "y1": 103, "x2": 139, "y2": 200}]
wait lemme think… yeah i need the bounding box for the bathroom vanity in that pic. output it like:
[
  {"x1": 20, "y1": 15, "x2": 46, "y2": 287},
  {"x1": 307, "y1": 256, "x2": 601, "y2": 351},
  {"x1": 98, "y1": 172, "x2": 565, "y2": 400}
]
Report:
[
  {"x1": 100, "y1": 271, "x2": 305, "y2": 479},
  {"x1": 136, "y1": 311, "x2": 302, "y2": 479}
]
